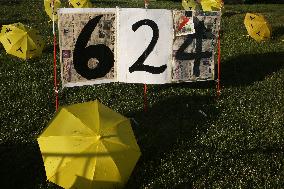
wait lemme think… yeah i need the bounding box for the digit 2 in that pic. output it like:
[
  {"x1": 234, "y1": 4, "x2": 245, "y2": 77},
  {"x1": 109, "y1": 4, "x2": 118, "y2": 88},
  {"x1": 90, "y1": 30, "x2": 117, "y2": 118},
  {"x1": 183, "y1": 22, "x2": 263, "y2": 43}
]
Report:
[
  {"x1": 129, "y1": 19, "x2": 167, "y2": 74},
  {"x1": 73, "y1": 15, "x2": 114, "y2": 80}
]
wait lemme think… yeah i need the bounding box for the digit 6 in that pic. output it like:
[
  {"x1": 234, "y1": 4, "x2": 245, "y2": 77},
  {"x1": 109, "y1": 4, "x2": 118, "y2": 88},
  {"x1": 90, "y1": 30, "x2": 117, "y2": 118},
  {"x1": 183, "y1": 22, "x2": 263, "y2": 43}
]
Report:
[{"x1": 73, "y1": 15, "x2": 114, "y2": 80}]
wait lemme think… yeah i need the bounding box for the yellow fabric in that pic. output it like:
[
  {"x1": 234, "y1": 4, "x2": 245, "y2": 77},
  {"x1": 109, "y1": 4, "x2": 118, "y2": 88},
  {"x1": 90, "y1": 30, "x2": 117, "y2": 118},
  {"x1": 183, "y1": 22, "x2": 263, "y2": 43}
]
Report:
[
  {"x1": 69, "y1": 0, "x2": 92, "y2": 8},
  {"x1": 62, "y1": 102, "x2": 101, "y2": 135},
  {"x1": 200, "y1": 0, "x2": 223, "y2": 11},
  {"x1": 0, "y1": 23, "x2": 44, "y2": 59},
  {"x1": 244, "y1": 13, "x2": 271, "y2": 42},
  {"x1": 37, "y1": 100, "x2": 141, "y2": 189},
  {"x1": 182, "y1": 0, "x2": 198, "y2": 10},
  {"x1": 44, "y1": 0, "x2": 61, "y2": 21}
]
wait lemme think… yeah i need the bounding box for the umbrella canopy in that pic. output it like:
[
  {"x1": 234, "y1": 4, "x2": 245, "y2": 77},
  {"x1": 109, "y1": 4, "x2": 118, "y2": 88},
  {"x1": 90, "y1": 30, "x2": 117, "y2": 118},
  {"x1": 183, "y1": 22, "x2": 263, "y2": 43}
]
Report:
[
  {"x1": 37, "y1": 100, "x2": 141, "y2": 189},
  {"x1": 244, "y1": 13, "x2": 271, "y2": 42},
  {"x1": 200, "y1": 0, "x2": 223, "y2": 11},
  {"x1": 69, "y1": 0, "x2": 92, "y2": 8},
  {"x1": 44, "y1": 0, "x2": 61, "y2": 21},
  {"x1": 0, "y1": 23, "x2": 44, "y2": 60},
  {"x1": 182, "y1": 0, "x2": 222, "y2": 11}
]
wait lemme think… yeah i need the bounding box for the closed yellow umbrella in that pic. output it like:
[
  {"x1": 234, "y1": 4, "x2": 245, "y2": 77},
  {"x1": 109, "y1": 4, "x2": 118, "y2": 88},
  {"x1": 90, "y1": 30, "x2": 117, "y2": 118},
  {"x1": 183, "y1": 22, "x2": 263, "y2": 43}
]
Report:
[
  {"x1": 44, "y1": 0, "x2": 61, "y2": 21},
  {"x1": 244, "y1": 13, "x2": 271, "y2": 42},
  {"x1": 37, "y1": 100, "x2": 141, "y2": 189},
  {"x1": 0, "y1": 23, "x2": 44, "y2": 60},
  {"x1": 69, "y1": 0, "x2": 92, "y2": 8}
]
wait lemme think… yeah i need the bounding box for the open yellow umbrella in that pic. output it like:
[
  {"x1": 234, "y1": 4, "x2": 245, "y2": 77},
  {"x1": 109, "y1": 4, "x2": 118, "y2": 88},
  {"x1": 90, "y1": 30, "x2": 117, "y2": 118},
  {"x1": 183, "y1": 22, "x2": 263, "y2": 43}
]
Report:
[
  {"x1": 44, "y1": 0, "x2": 61, "y2": 21},
  {"x1": 182, "y1": 0, "x2": 222, "y2": 11},
  {"x1": 0, "y1": 23, "x2": 44, "y2": 60},
  {"x1": 37, "y1": 100, "x2": 141, "y2": 189},
  {"x1": 244, "y1": 13, "x2": 271, "y2": 42},
  {"x1": 69, "y1": 0, "x2": 92, "y2": 8}
]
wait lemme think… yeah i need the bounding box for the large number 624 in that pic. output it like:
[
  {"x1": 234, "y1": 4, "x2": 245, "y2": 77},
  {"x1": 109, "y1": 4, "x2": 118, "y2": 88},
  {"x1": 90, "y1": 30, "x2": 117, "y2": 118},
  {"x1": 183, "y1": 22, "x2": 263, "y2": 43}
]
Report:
[{"x1": 73, "y1": 15, "x2": 167, "y2": 80}]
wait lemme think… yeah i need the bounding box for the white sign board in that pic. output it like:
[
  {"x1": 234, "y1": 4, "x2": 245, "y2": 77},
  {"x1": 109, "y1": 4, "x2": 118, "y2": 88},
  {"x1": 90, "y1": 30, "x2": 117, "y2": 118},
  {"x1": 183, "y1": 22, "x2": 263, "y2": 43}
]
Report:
[
  {"x1": 58, "y1": 8, "x2": 221, "y2": 87},
  {"x1": 117, "y1": 8, "x2": 173, "y2": 84}
]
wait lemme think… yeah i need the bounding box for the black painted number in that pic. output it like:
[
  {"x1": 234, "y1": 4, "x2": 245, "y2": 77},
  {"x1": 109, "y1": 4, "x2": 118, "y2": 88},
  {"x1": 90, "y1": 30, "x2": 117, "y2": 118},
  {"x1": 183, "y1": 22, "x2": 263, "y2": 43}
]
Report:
[
  {"x1": 73, "y1": 15, "x2": 114, "y2": 80},
  {"x1": 129, "y1": 19, "x2": 167, "y2": 74},
  {"x1": 176, "y1": 19, "x2": 213, "y2": 77}
]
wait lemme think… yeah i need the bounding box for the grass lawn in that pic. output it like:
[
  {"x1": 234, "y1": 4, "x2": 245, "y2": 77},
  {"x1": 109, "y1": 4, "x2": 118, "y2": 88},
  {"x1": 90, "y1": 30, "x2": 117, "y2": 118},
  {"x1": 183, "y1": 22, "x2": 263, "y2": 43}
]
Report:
[{"x1": 0, "y1": 0, "x2": 283, "y2": 188}]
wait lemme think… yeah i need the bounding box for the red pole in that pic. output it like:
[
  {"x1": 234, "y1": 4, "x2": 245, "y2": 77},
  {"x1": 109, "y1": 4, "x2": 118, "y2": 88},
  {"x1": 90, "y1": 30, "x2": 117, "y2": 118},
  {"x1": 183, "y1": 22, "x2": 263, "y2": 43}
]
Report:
[
  {"x1": 51, "y1": 0, "x2": 59, "y2": 111},
  {"x1": 144, "y1": 84, "x2": 147, "y2": 112},
  {"x1": 53, "y1": 33, "x2": 59, "y2": 111},
  {"x1": 143, "y1": 0, "x2": 148, "y2": 112}
]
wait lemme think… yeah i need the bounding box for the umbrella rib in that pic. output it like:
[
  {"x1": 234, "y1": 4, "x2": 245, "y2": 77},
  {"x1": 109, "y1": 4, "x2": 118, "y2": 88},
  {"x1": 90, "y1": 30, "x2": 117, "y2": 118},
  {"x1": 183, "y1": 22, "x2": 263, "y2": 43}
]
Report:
[
  {"x1": 102, "y1": 139, "x2": 140, "y2": 152},
  {"x1": 63, "y1": 107, "x2": 98, "y2": 136},
  {"x1": 4, "y1": 33, "x2": 26, "y2": 52},
  {"x1": 26, "y1": 33, "x2": 37, "y2": 53},
  {"x1": 101, "y1": 118, "x2": 129, "y2": 134},
  {"x1": 90, "y1": 142, "x2": 122, "y2": 184},
  {"x1": 90, "y1": 144, "x2": 99, "y2": 185}
]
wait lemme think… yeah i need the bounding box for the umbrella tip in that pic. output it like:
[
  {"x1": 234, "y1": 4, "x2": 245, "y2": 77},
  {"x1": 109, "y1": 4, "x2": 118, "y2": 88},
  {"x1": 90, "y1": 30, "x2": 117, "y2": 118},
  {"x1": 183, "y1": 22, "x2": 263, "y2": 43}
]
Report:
[{"x1": 97, "y1": 135, "x2": 102, "y2": 140}]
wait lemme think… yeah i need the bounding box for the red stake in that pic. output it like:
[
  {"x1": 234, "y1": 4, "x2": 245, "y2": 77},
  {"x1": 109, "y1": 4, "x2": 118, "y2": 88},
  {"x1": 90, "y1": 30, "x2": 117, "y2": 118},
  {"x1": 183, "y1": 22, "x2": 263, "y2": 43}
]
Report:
[
  {"x1": 53, "y1": 33, "x2": 59, "y2": 111},
  {"x1": 144, "y1": 84, "x2": 147, "y2": 112}
]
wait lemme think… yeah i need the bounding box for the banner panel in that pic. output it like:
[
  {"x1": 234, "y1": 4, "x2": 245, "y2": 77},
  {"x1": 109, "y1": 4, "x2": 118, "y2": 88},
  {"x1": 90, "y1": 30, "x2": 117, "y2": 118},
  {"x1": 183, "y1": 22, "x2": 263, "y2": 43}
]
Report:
[
  {"x1": 58, "y1": 8, "x2": 117, "y2": 87},
  {"x1": 117, "y1": 8, "x2": 173, "y2": 84},
  {"x1": 58, "y1": 8, "x2": 221, "y2": 87},
  {"x1": 172, "y1": 10, "x2": 221, "y2": 82}
]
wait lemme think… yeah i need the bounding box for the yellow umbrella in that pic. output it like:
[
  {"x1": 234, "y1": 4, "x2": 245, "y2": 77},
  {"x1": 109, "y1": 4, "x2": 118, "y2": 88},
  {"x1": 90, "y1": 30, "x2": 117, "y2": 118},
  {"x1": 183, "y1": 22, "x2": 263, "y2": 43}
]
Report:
[
  {"x1": 200, "y1": 0, "x2": 223, "y2": 11},
  {"x1": 69, "y1": 0, "x2": 92, "y2": 8},
  {"x1": 244, "y1": 13, "x2": 271, "y2": 42},
  {"x1": 37, "y1": 100, "x2": 141, "y2": 189},
  {"x1": 44, "y1": 0, "x2": 61, "y2": 21},
  {"x1": 182, "y1": 0, "x2": 222, "y2": 11},
  {"x1": 0, "y1": 25, "x2": 3, "y2": 39},
  {"x1": 0, "y1": 23, "x2": 44, "y2": 60},
  {"x1": 182, "y1": 0, "x2": 198, "y2": 10}
]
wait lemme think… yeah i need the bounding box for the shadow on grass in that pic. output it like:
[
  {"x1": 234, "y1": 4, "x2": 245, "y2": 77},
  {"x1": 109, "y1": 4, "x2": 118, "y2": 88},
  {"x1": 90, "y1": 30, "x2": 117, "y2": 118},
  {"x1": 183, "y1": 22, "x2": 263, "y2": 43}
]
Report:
[
  {"x1": 126, "y1": 94, "x2": 219, "y2": 188},
  {"x1": 1, "y1": 18, "x2": 30, "y2": 25},
  {"x1": 0, "y1": 140, "x2": 139, "y2": 189},
  {"x1": 221, "y1": 52, "x2": 284, "y2": 87},
  {"x1": 131, "y1": 94, "x2": 218, "y2": 148},
  {"x1": 126, "y1": 93, "x2": 284, "y2": 187},
  {"x1": 43, "y1": 44, "x2": 55, "y2": 54},
  {"x1": 148, "y1": 80, "x2": 217, "y2": 93},
  {"x1": 222, "y1": 11, "x2": 242, "y2": 17},
  {"x1": 0, "y1": 141, "x2": 47, "y2": 189},
  {"x1": 0, "y1": 0, "x2": 23, "y2": 5},
  {"x1": 272, "y1": 26, "x2": 284, "y2": 40}
]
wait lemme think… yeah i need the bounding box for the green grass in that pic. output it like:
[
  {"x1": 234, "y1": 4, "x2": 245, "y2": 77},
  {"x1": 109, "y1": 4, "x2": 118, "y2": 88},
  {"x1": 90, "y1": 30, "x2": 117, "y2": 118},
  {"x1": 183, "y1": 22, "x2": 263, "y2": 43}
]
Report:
[{"x1": 0, "y1": 0, "x2": 284, "y2": 188}]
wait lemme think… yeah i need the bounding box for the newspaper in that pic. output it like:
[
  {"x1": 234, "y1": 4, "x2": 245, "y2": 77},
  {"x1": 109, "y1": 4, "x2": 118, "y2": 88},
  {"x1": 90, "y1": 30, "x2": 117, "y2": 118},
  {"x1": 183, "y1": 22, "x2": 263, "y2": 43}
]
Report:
[
  {"x1": 58, "y1": 10, "x2": 116, "y2": 87},
  {"x1": 172, "y1": 10, "x2": 221, "y2": 82}
]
